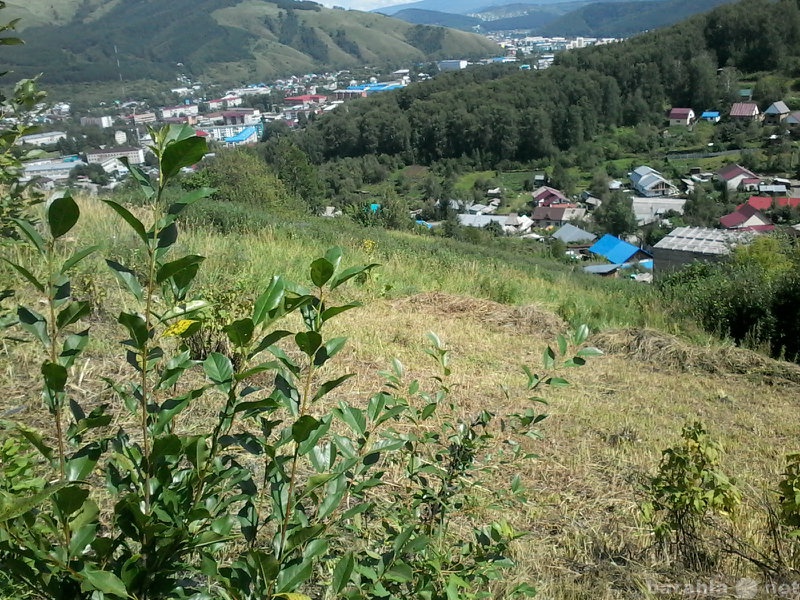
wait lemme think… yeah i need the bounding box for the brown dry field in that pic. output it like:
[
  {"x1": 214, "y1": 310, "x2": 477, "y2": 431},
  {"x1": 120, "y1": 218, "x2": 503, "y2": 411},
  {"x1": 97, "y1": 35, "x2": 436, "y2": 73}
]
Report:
[{"x1": 3, "y1": 285, "x2": 800, "y2": 599}]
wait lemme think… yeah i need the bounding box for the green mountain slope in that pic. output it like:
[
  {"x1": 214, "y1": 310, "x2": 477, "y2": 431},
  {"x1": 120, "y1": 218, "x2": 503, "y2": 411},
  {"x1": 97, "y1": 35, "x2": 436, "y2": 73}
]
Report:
[
  {"x1": 539, "y1": 0, "x2": 738, "y2": 36},
  {"x1": 4, "y1": 0, "x2": 500, "y2": 84},
  {"x1": 391, "y1": 9, "x2": 483, "y2": 30}
]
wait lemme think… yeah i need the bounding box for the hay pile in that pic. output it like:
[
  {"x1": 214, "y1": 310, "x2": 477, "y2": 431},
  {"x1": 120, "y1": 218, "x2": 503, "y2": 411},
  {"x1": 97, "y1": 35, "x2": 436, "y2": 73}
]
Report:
[
  {"x1": 392, "y1": 292, "x2": 567, "y2": 339},
  {"x1": 593, "y1": 328, "x2": 800, "y2": 384}
]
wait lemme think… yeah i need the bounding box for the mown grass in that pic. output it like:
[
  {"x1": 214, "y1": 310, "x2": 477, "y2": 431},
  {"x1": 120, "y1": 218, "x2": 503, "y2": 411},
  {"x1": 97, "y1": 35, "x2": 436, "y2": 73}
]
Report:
[{"x1": 3, "y1": 194, "x2": 799, "y2": 599}]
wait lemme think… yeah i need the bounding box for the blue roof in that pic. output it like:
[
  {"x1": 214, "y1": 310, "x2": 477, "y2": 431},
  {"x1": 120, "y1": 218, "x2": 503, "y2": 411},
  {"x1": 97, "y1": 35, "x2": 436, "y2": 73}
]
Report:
[
  {"x1": 224, "y1": 126, "x2": 257, "y2": 144},
  {"x1": 701, "y1": 111, "x2": 720, "y2": 118},
  {"x1": 588, "y1": 234, "x2": 650, "y2": 264}
]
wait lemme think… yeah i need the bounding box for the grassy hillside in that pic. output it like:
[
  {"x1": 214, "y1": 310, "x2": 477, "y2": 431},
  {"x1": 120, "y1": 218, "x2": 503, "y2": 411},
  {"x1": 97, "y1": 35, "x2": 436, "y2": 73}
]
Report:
[
  {"x1": 4, "y1": 194, "x2": 800, "y2": 598},
  {"x1": 390, "y1": 8, "x2": 483, "y2": 30},
  {"x1": 539, "y1": 0, "x2": 738, "y2": 36},
  {"x1": 3, "y1": 0, "x2": 499, "y2": 84}
]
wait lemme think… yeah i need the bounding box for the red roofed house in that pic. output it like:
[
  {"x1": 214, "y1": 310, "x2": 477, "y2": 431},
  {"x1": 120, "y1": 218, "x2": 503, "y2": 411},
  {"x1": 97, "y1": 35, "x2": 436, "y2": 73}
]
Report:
[
  {"x1": 668, "y1": 108, "x2": 695, "y2": 126},
  {"x1": 719, "y1": 204, "x2": 771, "y2": 229},
  {"x1": 531, "y1": 205, "x2": 585, "y2": 228},
  {"x1": 716, "y1": 163, "x2": 758, "y2": 191},
  {"x1": 739, "y1": 177, "x2": 761, "y2": 192},
  {"x1": 740, "y1": 196, "x2": 800, "y2": 211},
  {"x1": 531, "y1": 185, "x2": 570, "y2": 207},
  {"x1": 729, "y1": 102, "x2": 760, "y2": 121},
  {"x1": 283, "y1": 94, "x2": 328, "y2": 106}
]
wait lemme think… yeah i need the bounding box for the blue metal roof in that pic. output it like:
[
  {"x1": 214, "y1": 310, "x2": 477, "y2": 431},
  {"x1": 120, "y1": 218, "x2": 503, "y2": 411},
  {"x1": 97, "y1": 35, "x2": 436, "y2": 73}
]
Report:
[
  {"x1": 588, "y1": 234, "x2": 650, "y2": 264},
  {"x1": 224, "y1": 126, "x2": 257, "y2": 144},
  {"x1": 701, "y1": 111, "x2": 720, "y2": 118}
]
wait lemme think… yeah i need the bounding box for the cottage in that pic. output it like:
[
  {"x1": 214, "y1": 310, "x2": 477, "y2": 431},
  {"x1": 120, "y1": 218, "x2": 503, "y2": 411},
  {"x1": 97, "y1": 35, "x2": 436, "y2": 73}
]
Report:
[
  {"x1": 668, "y1": 108, "x2": 695, "y2": 126},
  {"x1": 716, "y1": 163, "x2": 758, "y2": 191},
  {"x1": 631, "y1": 197, "x2": 687, "y2": 225},
  {"x1": 552, "y1": 223, "x2": 596, "y2": 245},
  {"x1": 531, "y1": 185, "x2": 570, "y2": 207},
  {"x1": 764, "y1": 101, "x2": 791, "y2": 125},
  {"x1": 700, "y1": 111, "x2": 721, "y2": 123},
  {"x1": 729, "y1": 102, "x2": 760, "y2": 121},
  {"x1": 630, "y1": 166, "x2": 678, "y2": 197},
  {"x1": 531, "y1": 205, "x2": 585, "y2": 228},
  {"x1": 588, "y1": 234, "x2": 651, "y2": 264},
  {"x1": 719, "y1": 204, "x2": 772, "y2": 230}
]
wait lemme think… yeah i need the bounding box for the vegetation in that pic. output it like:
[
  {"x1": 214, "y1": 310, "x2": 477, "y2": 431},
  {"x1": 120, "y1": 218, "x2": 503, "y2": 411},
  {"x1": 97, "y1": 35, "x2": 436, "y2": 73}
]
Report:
[{"x1": 2, "y1": 0, "x2": 498, "y2": 84}]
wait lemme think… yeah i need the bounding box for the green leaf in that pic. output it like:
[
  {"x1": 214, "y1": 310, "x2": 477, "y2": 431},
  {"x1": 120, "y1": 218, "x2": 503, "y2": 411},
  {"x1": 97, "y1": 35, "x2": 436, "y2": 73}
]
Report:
[
  {"x1": 546, "y1": 377, "x2": 570, "y2": 388},
  {"x1": 103, "y1": 200, "x2": 148, "y2": 245},
  {"x1": 2, "y1": 258, "x2": 44, "y2": 292},
  {"x1": 557, "y1": 334, "x2": 567, "y2": 357},
  {"x1": 324, "y1": 246, "x2": 343, "y2": 271},
  {"x1": 81, "y1": 566, "x2": 128, "y2": 598},
  {"x1": 295, "y1": 331, "x2": 322, "y2": 357},
  {"x1": 330, "y1": 263, "x2": 380, "y2": 290},
  {"x1": 249, "y1": 329, "x2": 293, "y2": 359},
  {"x1": 53, "y1": 484, "x2": 89, "y2": 516},
  {"x1": 385, "y1": 562, "x2": 413, "y2": 583},
  {"x1": 253, "y1": 276, "x2": 286, "y2": 325},
  {"x1": 122, "y1": 160, "x2": 155, "y2": 199},
  {"x1": 320, "y1": 303, "x2": 361, "y2": 323},
  {"x1": 542, "y1": 345, "x2": 556, "y2": 370},
  {"x1": 61, "y1": 245, "x2": 100, "y2": 274},
  {"x1": 332, "y1": 552, "x2": 354, "y2": 594},
  {"x1": 42, "y1": 361, "x2": 67, "y2": 393},
  {"x1": 168, "y1": 187, "x2": 214, "y2": 215},
  {"x1": 224, "y1": 318, "x2": 255, "y2": 348},
  {"x1": 46, "y1": 192, "x2": 80, "y2": 239},
  {"x1": 156, "y1": 254, "x2": 205, "y2": 284},
  {"x1": 0, "y1": 480, "x2": 71, "y2": 522},
  {"x1": 118, "y1": 312, "x2": 149, "y2": 348},
  {"x1": 334, "y1": 403, "x2": 366, "y2": 436},
  {"x1": 310, "y1": 258, "x2": 335, "y2": 288},
  {"x1": 275, "y1": 559, "x2": 313, "y2": 594},
  {"x1": 12, "y1": 218, "x2": 45, "y2": 255},
  {"x1": 577, "y1": 346, "x2": 603, "y2": 358},
  {"x1": 204, "y1": 353, "x2": 233, "y2": 387},
  {"x1": 56, "y1": 301, "x2": 90, "y2": 330},
  {"x1": 313, "y1": 373, "x2": 354, "y2": 402},
  {"x1": 160, "y1": 133, "x2": 208, "y2": 179},
  {"x1": 106, "y1": 260, "x2": 144, "y2": 302},
  {"x1": 292, "y1": 415, "x2": 321, "y2": 444},
  {"x1": 17, "y1": 306, "x2": 49, "y2": 346},
  {"x1": 160, "y1": 299, "x2": 208, "y2": 321},
  {"x1": 573, "y1": 324, "x2": 590, "y2": 345},
  {"x1": 16, "y1": 424, "x2": 54, "y2": 460}
]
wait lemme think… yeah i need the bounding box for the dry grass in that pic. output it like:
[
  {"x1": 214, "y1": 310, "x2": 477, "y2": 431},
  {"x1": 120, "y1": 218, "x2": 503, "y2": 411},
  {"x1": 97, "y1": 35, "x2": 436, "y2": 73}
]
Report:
[{"x1": 3, "y1": 199, "x2": 800, "y2": 598}]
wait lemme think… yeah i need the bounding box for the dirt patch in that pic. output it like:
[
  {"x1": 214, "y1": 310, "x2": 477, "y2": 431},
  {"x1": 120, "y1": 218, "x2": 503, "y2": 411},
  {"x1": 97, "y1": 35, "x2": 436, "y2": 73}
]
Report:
[
  {"x1": 392, "y1": 292, "x2": 567, "y2": 340},
  {"x1": 593, "y1": 328, "x2": 800, "y2": 384}
]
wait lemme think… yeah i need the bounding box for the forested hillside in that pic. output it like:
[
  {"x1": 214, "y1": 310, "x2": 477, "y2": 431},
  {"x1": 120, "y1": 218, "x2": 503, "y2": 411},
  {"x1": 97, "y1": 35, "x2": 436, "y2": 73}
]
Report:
[
  {"x1": 3, "y1": 0, "x2": 499, "y2": 83},
  {"x1": 299, "y1": 0, "x2": 800, "y2": 168}
]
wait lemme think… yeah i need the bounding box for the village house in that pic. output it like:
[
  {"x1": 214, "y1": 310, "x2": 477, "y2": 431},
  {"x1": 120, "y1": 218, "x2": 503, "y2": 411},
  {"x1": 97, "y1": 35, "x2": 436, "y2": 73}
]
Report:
[
  {"x1": 719, "y1": 204, "x2": 773, "y2": 230},
  {"x1": 729, "y1": 102, "x2": 760, "y2": 121},
  {"x1": 632, "y1": 197, "x2": 687, "y2": 225},
  {"x1": 716, "y1": 163, "x2": 759, "y2": 191},
  {"x1": 700, "y1": 111, "x2": 721, "y2": 123},
  {"x1": 588, "y1": 234, "x2": 652, "y2": 267},
  {"x1": 741, "y1": 195, "x2": 800, "y2": 211},
  {"x1": 160, "y1": 104, "x2": 199, "y2": 120},
  {"x1": 552, "y1": 223, "x2": 596, "y2": 245},
  {"x1": 630, "y1": 166, "x2": 678, "y2": 197},
  {"x1": 531, "y1": 205, "x2": 585, "y2": 228},
  {"x1": 531, "y1": 185, "x2": 570, "y2": 206},
  {"x1": 763, "y1": 101, "x2": 791, "y2": 125},
  {"x1": 668, "y1": 107, "x2": 695, "y2": 126}
]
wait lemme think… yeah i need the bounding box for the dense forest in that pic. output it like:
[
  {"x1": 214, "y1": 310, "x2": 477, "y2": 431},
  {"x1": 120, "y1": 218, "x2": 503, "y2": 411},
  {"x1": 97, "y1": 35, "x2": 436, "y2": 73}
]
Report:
[{"x1": 297, "y1": 0, "x2": 800, "y2": 168}]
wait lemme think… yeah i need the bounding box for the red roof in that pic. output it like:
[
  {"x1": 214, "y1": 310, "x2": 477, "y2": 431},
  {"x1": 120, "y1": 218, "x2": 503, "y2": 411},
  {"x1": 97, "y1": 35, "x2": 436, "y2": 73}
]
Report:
[
  {"x1": 195, "y1": 129, "x2": 209, "y2": 137},
  {"x1": 719, "y1": 204, "x2": 768, "y2": 228},
  {"x1": 739, "y1": 196, "x2": 800, "y2": 211},
  {"x1": 717, "y1": 163, "x2": 756, "y2": 181},
  {"x1": 284, "y1": 94, "x2": 327, "y2": 103},
  {"x1": 669, "y1": 108, "x2": 693, "y2": 119},
  {"x1": 730, "y1": 102, "x2": 759, "y2": 117}
]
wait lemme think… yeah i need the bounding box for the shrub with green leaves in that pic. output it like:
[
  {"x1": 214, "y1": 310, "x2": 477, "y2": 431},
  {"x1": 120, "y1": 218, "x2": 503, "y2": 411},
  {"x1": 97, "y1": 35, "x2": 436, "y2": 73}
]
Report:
[{"x1": 642, "y1": 422, "x2": 741, "y2": 571}]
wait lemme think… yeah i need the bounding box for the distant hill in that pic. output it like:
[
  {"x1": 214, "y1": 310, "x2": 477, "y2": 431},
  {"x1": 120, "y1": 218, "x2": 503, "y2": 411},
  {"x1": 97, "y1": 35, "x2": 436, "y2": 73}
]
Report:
[
  {"x1": 539, "y1": 0, "x2": 739, "y2": 36},
  {"x1": 3, "y1": 0, "x2": 500, "y2": 84},
  {"x1": 377, "y1": 0, "x2": 564, "y2": 16},
  {"x1": 391, "y1": 9, "x2": 482, "y2": 30}
]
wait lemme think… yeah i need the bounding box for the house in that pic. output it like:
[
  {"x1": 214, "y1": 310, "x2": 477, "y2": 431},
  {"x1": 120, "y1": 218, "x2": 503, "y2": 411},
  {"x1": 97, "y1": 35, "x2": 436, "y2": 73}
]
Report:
[
  {"x1": 653, "y1": 226, "x2": 756, "y2": 275},
  {"x1": 630, "y1": 166, "x2": 678, "y2": 197},
  {"x1": 17, "y1": 131, "x2": 67, "y2": 146},
  {"x1": 86, "y1": 146, "x2": 145, "y2": 165},
  {"x1": 503, "y1": 213, "x2": 533, "y2": 234},
  {"x1": 160, "y1": 104, "x2": 199, "y2": 119},
  {"x1": 438, "y1": 60, "x2": 468, "y2": 71},
  {"x1": 763, "y1": 101, "x2": 791, "y2": 125},
  {"x1": 224, "y1": 127, "x2": 259, "y2": 146},
  {"x1": 739, "y1": 89, "x2": 753, "y2": 101},
  {"x1": 457, "y1": 214, "x2": 507, "y2": 228},
  {"x1": 729, "y1": 102, "x2": 760, "y2": 121},
  {"x1": 668, "y1": 108, "x2": 695, "y2": 126},
  {"x1": 80, "y1": 116, "x2": 113, "y2": 128},
  {"x1": 531, "y1": 205, "x2": 585, "y2": 228},
  {"x1": 719, "y1": 204, "x2": 772, "y2": 229},
  {"x1": 631, "y1": 197, "x2": 687, "y2": 225},
  {"x1": 700, "y1": 111, "x2": 721, "y2": 123},
  {"x1": 716, "y1": 163, "x2": 758, "y2": 191},
  {"x1": 786, "y1": 112, "x2": 800, "y2": 129},
  {"x1": 531, "y1": 185, "x2": 570, "y2": 206},
  {"x1": 21, "y1": 158, "x2": 87, "y2": 182},
  {"x1": 588, "y1": 234, "x2": 651, "y2": 264},
  {"x1": 740, "y1": 196, "x2": 800, "y2": 211},
  {"x1": 552, "y1": 223, "x2": 596, "y2": 245},
  {"x1": 738, "y1": 177, "x2": 761, "y2": 192},
  {"x1": 759, "y1": 183, "x2": 788, "y2": 195}
]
